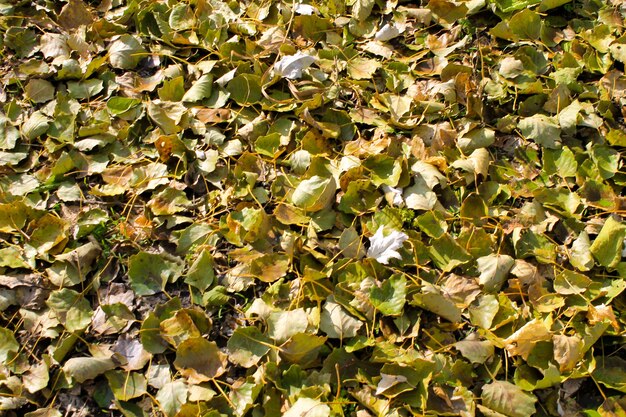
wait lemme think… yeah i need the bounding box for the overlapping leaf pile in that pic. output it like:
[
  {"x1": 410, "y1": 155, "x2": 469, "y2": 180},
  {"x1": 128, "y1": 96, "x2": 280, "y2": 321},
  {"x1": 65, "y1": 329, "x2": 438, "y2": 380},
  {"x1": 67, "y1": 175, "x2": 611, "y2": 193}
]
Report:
[{"x1": 1, "y1": 0, "x2": 626, "y2": 416}]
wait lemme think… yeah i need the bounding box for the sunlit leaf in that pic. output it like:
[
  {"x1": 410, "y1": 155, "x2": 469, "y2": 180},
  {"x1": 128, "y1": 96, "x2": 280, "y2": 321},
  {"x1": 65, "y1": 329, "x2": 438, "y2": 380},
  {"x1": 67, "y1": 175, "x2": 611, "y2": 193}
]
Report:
[
  {"x1": 182, "y1": 74, "x2": 214, "y2": 102},
  {"x1": 369, "y1": 274, "x2": 406, "y2": 316},
  {"x1": 291, "y1": 175, "x2": 336, "y2": 212},
  {"x1": 24, "y1": 79, "x2": 55, "y2": 103},
  {"x1": 46, "y1": 288, "x2": 93, "y2": 332},
  {"x1": 284, "y1": 397, "x2": 330, "y2": 417},
  {"x1": 109, "y1": 34, "x2": 145, "y2": 69},
  {"x1": 320, "y1": 296, "x2": 362, "y2": 339},
  {"x1": 590, "y1": 216, "x2": 626, "y2": 269},
  {"x1": 106, "y1": 371, "x2": 147, "y2": 401},
  {"x1": 128, "y1": 252, "x2": 184, "y2": 296},
  {"x1": 174, "y1": 337, "x2": 227, "y2": 383},
  {"x1": 274, "y1": 52, "x2": 317, "y2": 79},
  {"x1": 367, "y1": 226, "x2": 408, "y2": 265},
  {"x1": 477, "y1": 254, "x2": 514, "y2": 293},
  {"x1": 63, "y1": 356, "x2": 117, "y2": 383},
  {"x1": 480, "y1": 380, "x2": 537, "y2": 417},
  {"x1": 227, "y1": 327, "x2": 272, "y2": 368},
  {"x1": 0, "y1": 327, "x2": 19, "y2": 362}
]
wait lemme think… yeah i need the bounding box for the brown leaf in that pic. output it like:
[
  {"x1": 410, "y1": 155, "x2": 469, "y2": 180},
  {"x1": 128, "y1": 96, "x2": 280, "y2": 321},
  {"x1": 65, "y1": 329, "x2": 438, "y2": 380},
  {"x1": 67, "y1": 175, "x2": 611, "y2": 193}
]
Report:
[
  {"x1": 552, "y1": 334, "x2": 584, "y2": 372},
  {"x1": 504, "y1": 319, "x2": 551, "y2": 360},
  {"x1": 194, "y1": 108, "x2": 231, "y2": 124},
  {"x1": 58, "y1": 0, "x2": 94, "y2": 30},
  {"x1": 174, "y1": 337, "x2": 227, "y2": 383}
]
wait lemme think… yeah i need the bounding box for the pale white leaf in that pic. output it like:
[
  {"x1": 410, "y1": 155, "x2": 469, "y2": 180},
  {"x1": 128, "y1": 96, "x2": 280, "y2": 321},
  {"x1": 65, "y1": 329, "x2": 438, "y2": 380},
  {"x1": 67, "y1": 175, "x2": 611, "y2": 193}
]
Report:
[
  {"x1": 294, "y1": 3, "x2": 317, "y2": 15},
  {"x1": 283, "y1": 397, "x2": 330, "y2": 417},
  {"x1": 382, "y1": 185, "x2": 404, "y2": 206},
  {"x1": 375, "y1": 374, "x2": 408, "y2": 396},
  {"x1": 216, "y1": 68, "x2": 237, "y2": 88},
  {"x1": 374, "y1": 23, "x2": 404, "y2": 42},
  {"x1": 367, "y1": 226, "x2": 408, "y2": 264},
  {"x1": 319, "y1": 296, "x2": 362, "y2": 339},
  {"x1": 275, "y1": 52, "x2": 317, "y2": 79}
]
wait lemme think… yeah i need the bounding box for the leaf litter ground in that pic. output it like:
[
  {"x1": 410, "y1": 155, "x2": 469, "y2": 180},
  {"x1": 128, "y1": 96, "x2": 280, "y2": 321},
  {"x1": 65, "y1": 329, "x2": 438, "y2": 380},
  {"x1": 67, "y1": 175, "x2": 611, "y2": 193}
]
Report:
[{"x1": 1, "y1": 0, "x2": 626, "y2": 416}]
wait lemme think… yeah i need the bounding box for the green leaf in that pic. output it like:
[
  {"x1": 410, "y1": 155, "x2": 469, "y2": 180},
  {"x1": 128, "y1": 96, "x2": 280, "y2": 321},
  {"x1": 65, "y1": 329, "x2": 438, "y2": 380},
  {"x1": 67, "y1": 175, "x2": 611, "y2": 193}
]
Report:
[
  {"x1": 226, "y1": 74, "x2": 262, "y2": 105},
  {"x1": 369, "y1": 274, "x2": 406, "y2": 316},
  {"x1": 590, "y1": 145, "x2": 620, "y2": 180},
  {"x1": 508, "y1": 9, "x2": 541, "y2": 40},
  {"x1": 67, "y1": 79, "x2": 103, "y2": 99},
  {"x1": 147, "y1": 101, "x2": 186, "y2": 135},
  {"x1": 514, "y1": 229, "x2": 557, "y2": 264},
  {"x1": 280, "y1": 333, "x2": 327, "y2": 364},
  {"x1": 469, "y1": 294, "x2": 500, "y2": 330},
  {"x1": 320, "y1": 296, "x2": 362, "y2": 339},
  {"x1": 158, "y1": 76, "x2": 185, "y2": 101},
  {"x1": 25, "y1": 79, "x2": 55, "y2": 103},
  {"x1": 460, "y1": 193, "x2": 488, "y2": 225},
  {"x1": 128, "y1": 252, "x2": 184, "y2": 296},
  {"x1": 412, "y1": 283, "x2": 462, "y2": 323},
  {"x1": 538, "y1": 0, "x2": 572, "y2": 11},
  {"x1": 106, "y1": 371, "x2": 147, "y2": 401},
  {"x1": 542, "y1": 147, "x2": 577, "y2": 178},
  {"x1": 590, "y1": 216, "x2": 626, "y2": 269},
  {"x1": 46, "y1": 288, "x2": 93, "y2": 332},
  {"x1": 63, "y1": 356, "x2": 117, "y2": 383},
  {"x1": 494, "y1": 0, "x2": 540, "y2": 13},
  {"x1": 291, "y1": 175, "x2": 336, "y2": 212},
  {"x1": 553, "y1": 269, "x2": 592, "y2": 295},
  {"x1": 339, "y1": 226, "x2": 366, "y2": 258},
  {"x1": 363, "y1": 155, "x2": 402, "y2": 187},
  {"x1": 4, "y1": 27, "x2": 38, "y2": 58},
  {"x1": 184, "y1": 250, "x2": 215, "y2": 291},
  {"x1": 455, "y1": 338, "x2": 495, "y2": 364},
  {"x1": 21, "y1": 111, "x2": 50, "y2": 140},
  {"x1": 0, "y1": 246, "x2": 30, "y2": 268},
  {"x1": 227, "y1": 327, "x2": 272, "y2": 368},
  {"x1": 267, "y1": 309, "x2": 309, "y2": 343},
  {"x1": 477, "y1": 254, "x2": 515, "y2": 293},
  {"x1": 480, "y1": 380, "x2": 537, "y2": 417},
  {"x1": 229, "y1": 382, "x2": 261, "y2": 416},
  {"x1": 182, "y1": 74, "x2": 214, "y2": 102},
  {"x1": 592, "y1": 356, "x2": 626, "y2": 393},
  {"x1": 606, "y1": 129, "x2": 626, "y2": 146},
  {"x1": 174, "y1": 337, "x2": 227, "y2": 383},
  {"x1": 352, "y1": 0, "x2": 375, "y2": 22},
  {"x1": 107, "y1": 97, "x2": 142, "y2": 115},
  {"x1": 429, "y1": 234, "x2": 473, "y2": 272},
  {"x1": 0, "y1": 327, "x2": 19, "y2": 362},
  {"x1": 415, "y1": 210, "x2": 447, "y2": 238},
  {"x1": 108, "y1": 34, "x2": 145, "y2": 69},
  {"x1": 569, "y1": 232, "x2": 594, "y2": 272},
  {"x1": 156, "y1": 381, "x2": 188, "y2": 417},
  {"x1": 284, "y1": 397, "x2": 330, "y2": 417},
  {"x1": 518, "y1": 114, "x2": 561, "y2": 149},
  {"x1": 169, "y1": 3, "x2": 195, "y2": 31},
  {"x1": 47, "y1": 241, "x2": 102, "y2": 287},
  {"x1": 255, "y1": 132, "x2": 282, "y2": 158}
]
